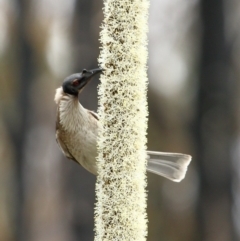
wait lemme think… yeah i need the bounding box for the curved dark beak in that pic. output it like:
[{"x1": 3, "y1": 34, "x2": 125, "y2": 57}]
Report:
[
  {"x1": 78, "y1": 67, "x2": 103, "y2": 91},
  {"x1": 84, "y1": 67, "x2": 103, "y2": 80}
]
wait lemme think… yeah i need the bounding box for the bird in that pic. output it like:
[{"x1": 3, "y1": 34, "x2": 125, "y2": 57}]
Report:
[{"x1": 55, "y1": 68, "x2": 191, "y2": 182}]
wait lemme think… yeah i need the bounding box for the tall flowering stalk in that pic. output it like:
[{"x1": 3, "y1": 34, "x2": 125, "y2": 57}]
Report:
[{"x1": 95, "y1": 0, "x2": 149, "y2": 240}]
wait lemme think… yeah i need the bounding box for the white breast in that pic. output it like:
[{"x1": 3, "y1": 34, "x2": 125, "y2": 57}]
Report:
[{"x1": 56, "y1": 87, "x2": 99, "y2": 174}]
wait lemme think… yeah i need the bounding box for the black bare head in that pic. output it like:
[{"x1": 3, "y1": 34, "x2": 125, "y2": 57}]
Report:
[{"x1": 62, "y1": 68, "x2": 102, "y2": 96}]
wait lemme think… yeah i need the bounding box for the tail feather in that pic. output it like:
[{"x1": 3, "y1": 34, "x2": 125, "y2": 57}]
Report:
[{"x1": 147, "y1": 151, "x2": 191, "y2": 182}]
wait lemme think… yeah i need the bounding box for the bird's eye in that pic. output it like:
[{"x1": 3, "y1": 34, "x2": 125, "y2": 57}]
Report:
[
  {"x1": 82, "y1": 69, "x2": 87, "y2": 74},
  {"x1": 72, "y1": 79, "x2": 79, "y2": 87}
]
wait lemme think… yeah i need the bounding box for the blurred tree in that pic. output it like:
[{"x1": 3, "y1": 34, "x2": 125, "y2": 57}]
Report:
[
  {"x1": 195, "y1": 0, "x2": 237, "y2": 240},
  {"x1": 12, "y1": 0, "x2": 34, "y2": 240}
]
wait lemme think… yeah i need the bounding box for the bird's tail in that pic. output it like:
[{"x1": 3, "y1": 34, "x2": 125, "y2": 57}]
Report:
[{"x1": 147, "y1": 151, "x2": 191, "y2": 182}]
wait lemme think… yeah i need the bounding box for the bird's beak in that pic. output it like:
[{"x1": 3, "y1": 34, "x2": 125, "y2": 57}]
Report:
[
  {"x1": 77, "y1": 67, "x2": 103, "y2": 91},
  {"x1": 84, "y1": 68, "x2": 103, "y2": 80}
]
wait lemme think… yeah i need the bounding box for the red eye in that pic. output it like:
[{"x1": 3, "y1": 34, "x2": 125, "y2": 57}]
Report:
[{"x1": 72, "y1": 79, "x2": 79, "y2": 86}]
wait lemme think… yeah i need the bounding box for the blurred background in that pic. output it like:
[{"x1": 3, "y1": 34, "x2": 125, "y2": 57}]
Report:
[{"x1": 0, "y1": 0, "x2": 240, "y2": 240}]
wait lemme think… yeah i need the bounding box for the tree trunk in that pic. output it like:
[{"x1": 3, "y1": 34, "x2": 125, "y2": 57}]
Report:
[
  {"x1": 13, "y1": 0, "x2": 34, "y2": 240},
  {"x1": 195, "y1": 0, "x2": 236, "y2": 240}
]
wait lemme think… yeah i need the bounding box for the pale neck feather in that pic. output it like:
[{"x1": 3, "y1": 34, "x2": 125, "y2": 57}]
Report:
[{"x1": 55, "y1": 87, "x2": 88, "y2": 133}]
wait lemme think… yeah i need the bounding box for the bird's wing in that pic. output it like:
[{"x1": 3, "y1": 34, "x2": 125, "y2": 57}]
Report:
[
  {"x1": 55, "y1": 108, "x2": 79, "y2": 164},
  {"x1": 147, "y1": 151, "x2": 191, "y2": 182},
  {"x1": 56, "y1": 132, "x2": 79, "y2": 163},
  {"x1": 88, "y1": 110, "x2": 99, "y2": 120}
]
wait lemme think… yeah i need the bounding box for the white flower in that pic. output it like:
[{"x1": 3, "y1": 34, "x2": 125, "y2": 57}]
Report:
[{"x1": 95, "y1": 0, "x2": 149, "y2": 240}]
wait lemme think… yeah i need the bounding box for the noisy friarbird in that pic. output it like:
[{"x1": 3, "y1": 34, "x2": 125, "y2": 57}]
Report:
[{"x1": 55, "y1": 68, "x2": 191, "y2": 182}]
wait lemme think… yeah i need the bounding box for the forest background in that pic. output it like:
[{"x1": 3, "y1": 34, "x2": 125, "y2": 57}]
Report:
[{"x1": 0, "y1": 0, "x2": 240, "y2": 240}]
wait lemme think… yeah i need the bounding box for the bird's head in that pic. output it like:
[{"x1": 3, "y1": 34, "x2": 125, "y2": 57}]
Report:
[{"x1": 62, "y1": 68, "x2": 102, "y2": 96}]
